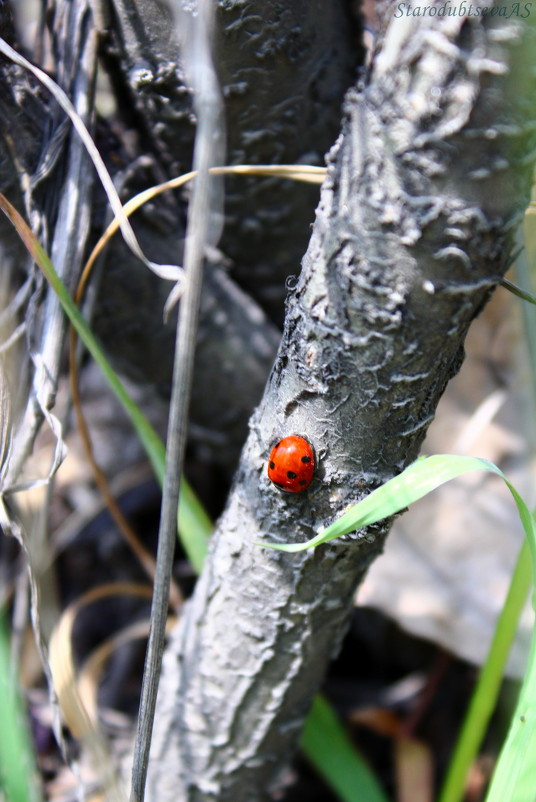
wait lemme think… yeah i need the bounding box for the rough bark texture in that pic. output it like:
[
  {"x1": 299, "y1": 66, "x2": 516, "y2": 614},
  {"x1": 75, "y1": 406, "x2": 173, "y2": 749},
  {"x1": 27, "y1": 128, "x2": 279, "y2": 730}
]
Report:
[
  {"x1": 90, "y1": 0, "x2": 360, "y2": 467},
  {"x1": 148, "y1": 7, "x2": 536, "y2": 801},
  {"x1": 89, "y1": 148, "x2": 280, "y2": 469},
  {"x1": 94, "y1": 224, "x2": 280, "y2": 466},
  {"x1": 98, "y1": 0, "x2": 360, "y2": 321}
]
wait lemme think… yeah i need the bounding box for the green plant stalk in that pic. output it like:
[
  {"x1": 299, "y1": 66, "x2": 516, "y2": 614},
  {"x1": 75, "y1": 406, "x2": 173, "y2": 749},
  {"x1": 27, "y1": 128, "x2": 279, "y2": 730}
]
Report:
[
  {"x1": 513, "y1": 233, "x2": 536, "y2": 422},
  {"x1": 301, "y1": 695, "x2": 388, "y2": 802},
  {"x1": 481, "y1": 231, "x2": 536, "y2": 802},
  {"x1": 0, "y1": 614, "x2": 42, "y2": 802},
  {"x1": 437, "y1": 539, "x2": 532, "y2": 802},
  {"x1": 0, "y1": 193, "x2": 211, "y2": 571},
  {"x1": 484, "y1": 597, "x2": 536, "y2": 802}
]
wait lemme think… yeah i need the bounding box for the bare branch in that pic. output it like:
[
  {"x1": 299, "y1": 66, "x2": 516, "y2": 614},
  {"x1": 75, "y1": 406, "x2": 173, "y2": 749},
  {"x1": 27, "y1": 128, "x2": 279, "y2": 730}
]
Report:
[{"x1": 148, "y1": 8, "x2": 536, "y2": 800}]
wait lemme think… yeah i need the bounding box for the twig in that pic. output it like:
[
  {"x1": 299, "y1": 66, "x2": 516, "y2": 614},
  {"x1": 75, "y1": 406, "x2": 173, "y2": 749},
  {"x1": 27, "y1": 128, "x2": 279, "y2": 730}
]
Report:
[{"x1": 129, "y1": 1, "x2": 224, "y2": 799}]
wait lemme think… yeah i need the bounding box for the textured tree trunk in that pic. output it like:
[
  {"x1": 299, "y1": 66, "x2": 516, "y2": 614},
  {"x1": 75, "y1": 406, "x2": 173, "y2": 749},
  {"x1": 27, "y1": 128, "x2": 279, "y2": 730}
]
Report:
[
  {"x1": 90, "y1": 0, "x2": 360, "y2": 468},
  {"x1": 97, "y1": 0, "x2": 360, "y2": 321},
  {"x1": 2, "y1": 1, "x2": 535, "y2": 800},
  {"x1": 147, "y1": 5, "x2": 536, "y2": 801}
]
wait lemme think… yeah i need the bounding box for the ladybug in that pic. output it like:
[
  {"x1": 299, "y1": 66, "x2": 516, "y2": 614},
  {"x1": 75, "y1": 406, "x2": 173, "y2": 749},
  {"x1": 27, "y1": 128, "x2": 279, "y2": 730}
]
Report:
[{"x1": 267, "y1": 435, "x2": 315, "y2": 493}]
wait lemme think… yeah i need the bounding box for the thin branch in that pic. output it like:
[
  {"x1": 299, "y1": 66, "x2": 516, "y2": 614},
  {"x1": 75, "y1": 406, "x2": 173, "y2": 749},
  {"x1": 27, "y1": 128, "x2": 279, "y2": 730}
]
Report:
[{"x1": 129, "y1": 1, "x2": 224, "y2": 799}]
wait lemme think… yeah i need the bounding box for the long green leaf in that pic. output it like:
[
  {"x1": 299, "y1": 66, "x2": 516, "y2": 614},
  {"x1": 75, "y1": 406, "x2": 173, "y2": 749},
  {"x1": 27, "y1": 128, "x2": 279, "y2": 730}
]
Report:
[
  {"x1": 258, "y1": 455, "x2": 496, "y2": 552},
  {"x1": 500, "y1": 276, "x2": 536, "y2": 307},
  {"x1": 438, "y1": 540, "x2": 532, "y2": 802},
  {"x1": 0, "y1": 615, "x2": 42, "y2": 802},
  {"x1": 485, "y1": 626, "x2": 536, "y2": 802},
  {"x1": 0, "y1": 193, "x2": 211, "y2": 571},
  {"x1": 482, "y1": 232, "x2": 536, "y2": 802},
  {"x1": 483, "y1": 251, "x2": 536, "y2": 801},
  {"x1": 301, "y1": 695, "x2": 388, "y2": 802}
]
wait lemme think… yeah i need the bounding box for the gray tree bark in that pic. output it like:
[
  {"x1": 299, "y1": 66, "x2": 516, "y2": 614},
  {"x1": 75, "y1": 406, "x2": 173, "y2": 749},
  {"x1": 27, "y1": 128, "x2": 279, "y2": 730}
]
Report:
[
  {"x1": 96, "y1": 0, "x2": 359, "y2": 321},
  {"x1": 147, "y1": 5, "x2": 536, "y2": 801},
  {"x1": 90, "y1": 0, "x2": 359, "y2": 467}
]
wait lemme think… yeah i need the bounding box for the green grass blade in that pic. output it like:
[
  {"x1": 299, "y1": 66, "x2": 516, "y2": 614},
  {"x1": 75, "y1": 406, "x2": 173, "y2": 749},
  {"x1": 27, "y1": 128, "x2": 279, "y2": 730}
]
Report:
[
  {"x1": 259, "y1": 455, "x2": 495, "y2": 552},
  {"x1": 301, "y1": 695, "x2": 389, "y2": 802},
  {"x1": 438, "y1": 539, "x2": 532, "y2": 802},
  {"x1": 482, "y1": 487, "x2": 536, "y2": 801},
  {"x1": 0, "y1": 615, "x2": 42, "y2": 802},
  {"x1": 484, "y1": 625, "x2": 536, "y2": 802},
  {"x1": 487, "y1": 228, "x2": 536, "y2": 802},
  {"x1": 0, "y1": 193, "x2": 211, "y2": 566},
  {"x1": 177, "y1": 479, "x2": 213, "y2": 574}
]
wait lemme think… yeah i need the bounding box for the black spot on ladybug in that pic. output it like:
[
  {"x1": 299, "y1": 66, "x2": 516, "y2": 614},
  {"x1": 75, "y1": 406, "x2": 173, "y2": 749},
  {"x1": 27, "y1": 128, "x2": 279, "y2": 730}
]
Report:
[{"x1": 266, "y1": 435, "x2": 315, "y2": 493}]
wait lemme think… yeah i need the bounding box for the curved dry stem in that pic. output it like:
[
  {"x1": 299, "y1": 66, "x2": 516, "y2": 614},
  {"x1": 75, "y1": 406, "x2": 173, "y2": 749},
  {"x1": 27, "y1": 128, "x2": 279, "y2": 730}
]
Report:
[
  {"x1": 78, "y1": 164, "x2": 326, "y2": 303},
  {"x1": 67, "y1": 335, "x2": 184, "y2": 612}
]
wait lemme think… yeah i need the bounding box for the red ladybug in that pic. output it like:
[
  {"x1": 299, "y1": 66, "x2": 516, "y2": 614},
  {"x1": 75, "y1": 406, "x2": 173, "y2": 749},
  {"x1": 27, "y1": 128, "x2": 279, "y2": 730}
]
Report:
[{"x1": 267, "y1": 435, "x2": 315, "y2": 493}]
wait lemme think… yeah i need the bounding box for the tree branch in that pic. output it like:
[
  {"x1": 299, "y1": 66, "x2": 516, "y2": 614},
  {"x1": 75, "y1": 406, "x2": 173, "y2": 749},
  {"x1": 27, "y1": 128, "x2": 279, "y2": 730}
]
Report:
[
  {"x1": 147, "y1": 7, "x2": 536, "y2": 801},
  {"x1": 99, "y1": 0, "x2": 360, "y2": 320}
]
